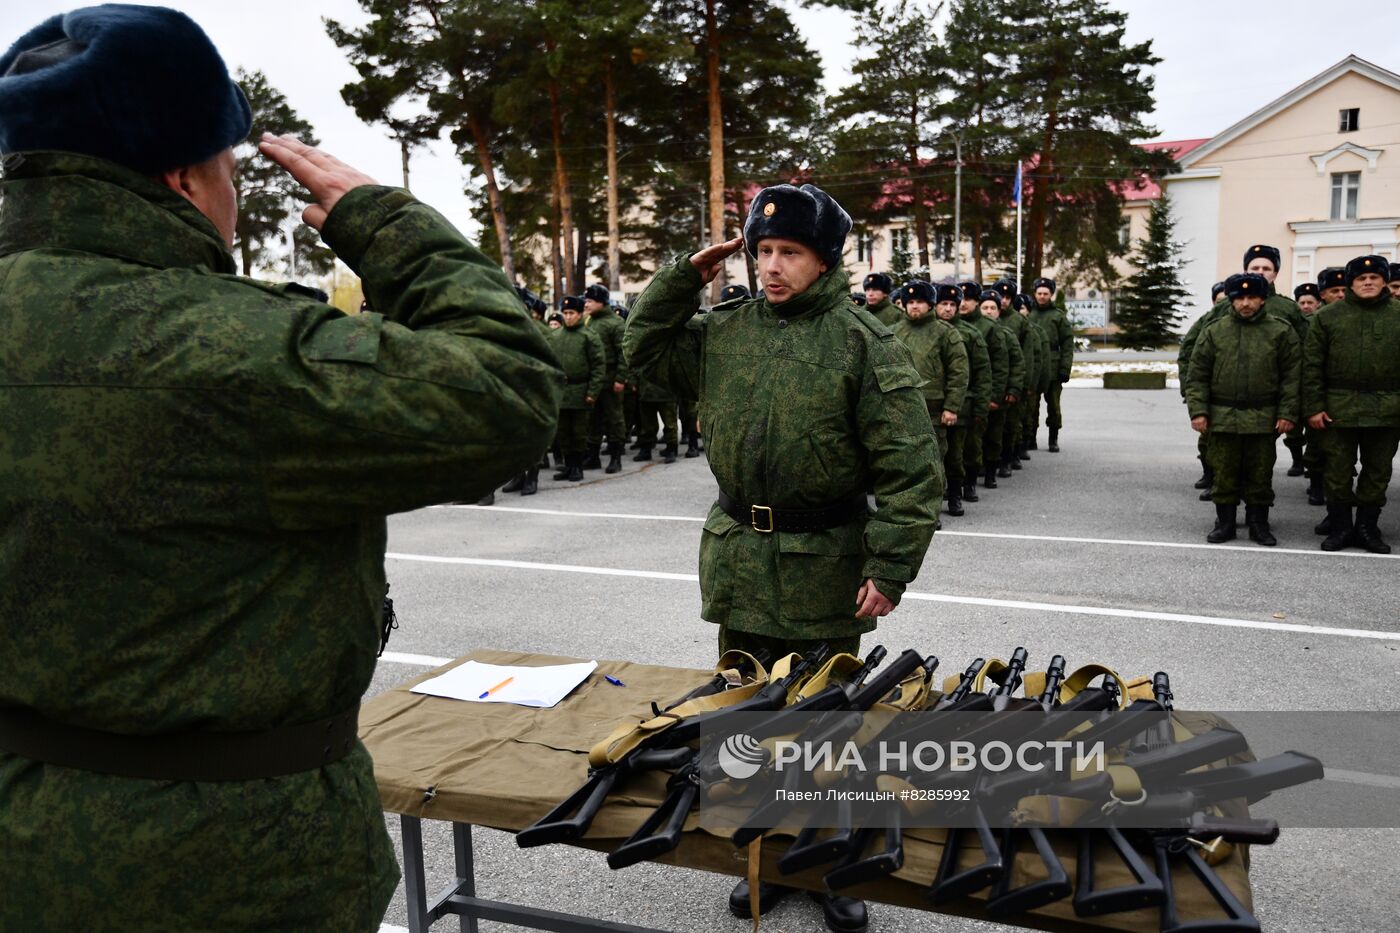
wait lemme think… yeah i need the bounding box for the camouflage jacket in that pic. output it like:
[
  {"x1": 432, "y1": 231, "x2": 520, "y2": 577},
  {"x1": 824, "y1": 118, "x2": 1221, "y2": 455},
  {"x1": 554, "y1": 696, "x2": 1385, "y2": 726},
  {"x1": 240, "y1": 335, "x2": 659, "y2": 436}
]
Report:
[
  {"x1": 1030, "y1": 317, "x2": 1054, "y2": 392},
  {"x1": 1029, "y1": 304, "x2": 1075, "y2": 380},
  {"x1": 960, "y1": 307, "x2": 1010, "y2": 401},
  {"x1": 1180, "y1": 291, "x2": 1306, "y2": 391},
  {"x1": 867, "y1": 297, "x2": 903, "y2": 329},
  {"x1": 951, "y1": 318, "x2": 991, "y2": 420},
  {"x1": 552, "y1": 322, "x2": 607, "y2": 409},
  {"x1": 1184, "y1": 306, "x2": 1301, "y2": 433},
  {"x1": 0, "y1": 152, "x2": 561, "y2": 930},
  {"x1": 892, "y1": 314, "x2": 969, "y2": 414},
  {"x1": 999, "y1": 309, "x2": 1037, "y2": 395},
  {"x1": 585, "y1": 306, "x2": 628, "y2": 381},
  {"x1": 624, "y1": 258, "x2": 940, "y2": 640},
  {"x1": 1302, "y1": 290, "x2": 1400, "y2": 427}
]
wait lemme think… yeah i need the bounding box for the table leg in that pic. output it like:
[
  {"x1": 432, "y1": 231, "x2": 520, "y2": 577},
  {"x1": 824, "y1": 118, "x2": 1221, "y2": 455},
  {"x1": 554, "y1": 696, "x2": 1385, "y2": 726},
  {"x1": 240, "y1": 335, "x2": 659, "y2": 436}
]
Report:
[
  {"x1": 401, "y1": 814, "x2": 432, "y2": 933},
  {"x1": 453, "y1": 822, "x2": 478, "y2": 933}
]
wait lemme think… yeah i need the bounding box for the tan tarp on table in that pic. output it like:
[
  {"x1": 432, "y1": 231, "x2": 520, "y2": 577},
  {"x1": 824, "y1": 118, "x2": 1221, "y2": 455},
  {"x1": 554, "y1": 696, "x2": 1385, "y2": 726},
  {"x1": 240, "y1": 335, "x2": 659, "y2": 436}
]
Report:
[{"x1": 360, "y1": 649, "x2": 1254, "y2": 933}]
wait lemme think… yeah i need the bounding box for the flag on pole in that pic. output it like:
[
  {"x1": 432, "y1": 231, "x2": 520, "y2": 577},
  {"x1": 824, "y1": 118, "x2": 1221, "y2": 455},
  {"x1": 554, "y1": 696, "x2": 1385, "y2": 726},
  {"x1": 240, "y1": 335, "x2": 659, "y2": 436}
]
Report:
[{"x1": 1012, "y1": 161, "x2": 1022, "y2": 207}]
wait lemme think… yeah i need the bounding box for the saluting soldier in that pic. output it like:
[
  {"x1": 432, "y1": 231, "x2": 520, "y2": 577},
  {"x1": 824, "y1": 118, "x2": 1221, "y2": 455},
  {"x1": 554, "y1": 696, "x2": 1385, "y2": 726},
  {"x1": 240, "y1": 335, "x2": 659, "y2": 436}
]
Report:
[
  {"x1": 1185, "y1": 273, "x2": 1301, "y2": 546},
  {"x1": 1303, "y1": 255, "x2": 1400, "y2": 553},
  {"x1": 863, "y1": 272, "x2": 901, "y2": 327},
  {"x1": 994, "y1": 279, "x2": 1035, "y2": 472},
  {"x1": 0, "y1": 7, "x2": 563, "y2": 931},
  {"x1": 1027, "y1": 277, "x2": 1074, "y2": 451},
  {"x1": 893, "y1": 280, "x2": 967, "y2": 515},
  {"x1": 934, "y1": 285, "x2": 988, "y2": 515},
  {"x1": 624, "y1": 184, "x2": 939, "y2": 931},
  {"x1": 551, "y1": 296, "x2": 607, "y2": 482},
  {"x1": 582, "y1": 284, "x2": 629, "y2": 473},
  {"x1": 962, "y1": 288, "x2": 1014, "y2": 489}
]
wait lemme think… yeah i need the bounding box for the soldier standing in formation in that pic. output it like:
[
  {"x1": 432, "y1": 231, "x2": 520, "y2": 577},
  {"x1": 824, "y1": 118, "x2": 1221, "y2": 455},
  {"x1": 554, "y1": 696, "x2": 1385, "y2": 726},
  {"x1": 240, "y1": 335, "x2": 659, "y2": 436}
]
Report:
[
  {"x1": 1027, "y1": 278, "x2": 1074, "y2": 452},
  {"x1": 892, "y1": 281, "x2": 967, "y2": 518},
  {"x1": 625, "y1": 183, "x2": 940, "y2": 933},
  {"x1": 550, "y1": 296, "x2": 606, "y2": 482},
  {"x1": 1184, "y1": 274, "x2": 1301, "y2": 546},
  {"x1": 1015, "y1": 292, "x2": 1053, "y2": 459},
  {"x1": 583, "y1": 284, "x2": 629, "y2": 474},
  {"x1": 993, "y1": 280, "x2": 1036, "y2": 474},
  {"x1": 863, "y1": 272, "x2": 901, "y2": 327},
  {"x1": 942, "y1": 285, "x2": 991, "y2": 513},
  {"x1": 959, "y1": 283, "x2": 1011, "y2": 489}
]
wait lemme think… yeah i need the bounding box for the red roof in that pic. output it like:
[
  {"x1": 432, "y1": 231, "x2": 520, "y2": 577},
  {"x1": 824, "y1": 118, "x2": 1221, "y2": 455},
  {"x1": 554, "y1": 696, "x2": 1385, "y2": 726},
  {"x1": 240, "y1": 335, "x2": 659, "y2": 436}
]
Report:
[{"x1": 1121, "y1": 139, "x2": 1210, "y2": 201}]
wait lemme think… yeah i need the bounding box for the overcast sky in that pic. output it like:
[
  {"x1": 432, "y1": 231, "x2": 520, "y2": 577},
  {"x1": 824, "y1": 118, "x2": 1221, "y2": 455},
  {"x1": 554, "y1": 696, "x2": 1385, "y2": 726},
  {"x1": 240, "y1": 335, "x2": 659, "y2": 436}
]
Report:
[{"x1": 4, "y1": 1, "x2": 1398, "y2": 251}]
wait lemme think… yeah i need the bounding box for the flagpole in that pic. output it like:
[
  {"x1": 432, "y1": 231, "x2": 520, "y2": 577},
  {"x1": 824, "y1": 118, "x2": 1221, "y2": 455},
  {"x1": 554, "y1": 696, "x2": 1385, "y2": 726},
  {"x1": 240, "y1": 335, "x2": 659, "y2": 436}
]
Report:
[{"x1": 1015, "y1": 161, "x2": 1023, "y2": 290}]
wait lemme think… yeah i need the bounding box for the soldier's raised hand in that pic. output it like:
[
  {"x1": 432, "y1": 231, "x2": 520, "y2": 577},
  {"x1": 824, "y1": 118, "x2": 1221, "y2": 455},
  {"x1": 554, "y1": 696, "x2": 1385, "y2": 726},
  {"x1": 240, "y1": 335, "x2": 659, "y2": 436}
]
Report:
[
  {"x1": 689, "y1": 237, "x2": 745, "y2": 285},
  {"x1": 258, "y1": 133, "x2": 379, "y2": 231}
]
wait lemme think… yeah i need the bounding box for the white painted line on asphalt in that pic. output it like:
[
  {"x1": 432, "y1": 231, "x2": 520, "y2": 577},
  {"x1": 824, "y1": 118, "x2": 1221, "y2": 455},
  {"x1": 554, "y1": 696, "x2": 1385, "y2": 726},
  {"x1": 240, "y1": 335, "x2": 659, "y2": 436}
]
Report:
[
  {"x1": 379, "y1": 925, "x2": 410, "y2": 933},
  {"x1": 379, "y1": 650, "x2": 452, "y2": 667},
  {"x1": 384, "y1": 553, "x2": 1400, "y2": 643},
  {"x1": 1325, "y1": 768, "x2": 1400, "y2": 790},
  {"x1": 443, "y1": 504, "x2": 1399, "y2": 561}
]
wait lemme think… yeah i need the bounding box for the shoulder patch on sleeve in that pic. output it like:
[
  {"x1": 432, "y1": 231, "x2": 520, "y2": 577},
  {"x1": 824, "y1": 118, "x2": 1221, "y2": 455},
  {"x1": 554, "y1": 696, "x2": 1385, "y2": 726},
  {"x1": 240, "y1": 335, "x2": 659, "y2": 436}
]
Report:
[
  {"x1": 302, "y1": 311, "x2": 384, "y2": 364},
  {"x1": 846, "y1": 305, "x2": 896, "y2": 339},
  {"x1": 874, "y1": 362, "x2": 924, "y2": 393}
]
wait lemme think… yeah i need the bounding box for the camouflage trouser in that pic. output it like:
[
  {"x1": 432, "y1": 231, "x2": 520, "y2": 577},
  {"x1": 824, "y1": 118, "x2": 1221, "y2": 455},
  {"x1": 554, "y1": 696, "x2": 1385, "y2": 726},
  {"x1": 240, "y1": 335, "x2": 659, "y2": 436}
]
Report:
[
  {"x1": 1301, "y1": 426, "x2": 1325, "y2": 477},
  {"x1": 1022, "y1": 390, "x2": 1039, "y2": 443},
  {"x1": 557, "y1": 408, "x2": 592, "y2": 456},
  {"x1": 624, "y1": 387, "x2": 639, "y2": 439},
  {"x1": 718, "y1": 626, "x2": 861, "y2": 667},
  {"x1": 1002, "y1": 396, "x2": 1023, "y2": 456},
  {"x1": 1208, "y1": 432, "x2": 1277, "y2": 506},
  {"x1": 1321, "y1": 427, "x2": 1400, "y2": 507},
  {"x1": 587, "y1": 384, "x2": 627, "y2": 449},
  {"x1": 983, "y1": 405, "x2": 1006, "y2": 467},
  {"x1": 963, "y1": 416, "x2": 985, "y2": 481},
  {"x1": 637, "y1": 400, "x2": 678, "y2": 448},
  {"x1": 679, "y1": 399, "x2": 700, "y2": 440},
  {"x1": 1197, "y1": 430, "x2": 1209, "y2": 466},
  {"x1": 944, "y1": 423, "x2": 969, "y2": 488},
  {"x1": 1038, "y1": 381, "x2": 1064, "y2": 430}
]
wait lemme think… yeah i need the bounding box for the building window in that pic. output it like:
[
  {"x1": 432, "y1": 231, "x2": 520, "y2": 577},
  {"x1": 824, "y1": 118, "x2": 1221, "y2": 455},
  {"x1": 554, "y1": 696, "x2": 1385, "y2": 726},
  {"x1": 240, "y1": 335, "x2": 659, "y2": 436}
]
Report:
[
  {"x1": 856, "y1": 231, "x2": 874, "y2": 263},
  {"x1": 890, "y1": 228, "x2": 910, "y2": 255},
  {"x1": 1119, "y1": 218, "x2": 1132, "y2": 250},
  {"x1": 932, "y1": 232, "x2": 954, "y2": 262},
  {"x1": 1330, "y1": 171, "x2": 1360, "y2": 220},
  {"x1": 1339, "y1": 108, "x2": 1359, "y2": 133}
]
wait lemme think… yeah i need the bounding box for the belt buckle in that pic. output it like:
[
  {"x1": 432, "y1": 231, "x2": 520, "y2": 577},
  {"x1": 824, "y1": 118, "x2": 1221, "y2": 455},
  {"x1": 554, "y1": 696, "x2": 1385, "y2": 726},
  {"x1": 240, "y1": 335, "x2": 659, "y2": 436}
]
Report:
[{"x1": 750, "y1": 505, "x2": 774, "y2": 534}]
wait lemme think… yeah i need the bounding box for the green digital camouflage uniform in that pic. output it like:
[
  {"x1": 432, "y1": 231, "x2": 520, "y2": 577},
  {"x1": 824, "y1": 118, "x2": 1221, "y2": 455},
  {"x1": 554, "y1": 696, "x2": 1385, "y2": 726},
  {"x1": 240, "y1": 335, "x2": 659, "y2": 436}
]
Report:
[
  {"x1": 1302, "y1": 290, "x2": 1400, "y2": 506},
  {"x1": 949, "y1": 319, "x2": 991, "y2": 492},
  {"x1": 960, "y1": 306, "x2": 1010, "y2": 477},
  {"x1": 1000, "y1": 309, "x2": 1037, "y2": 456},
  {"x1": 1184, "y1": 307, "x2": 1301, "y2": 506},
  {"x1": 891, "y1": 312, "x2": 968, "y2": 476},
  {"x1": 867, "y1": 296, "x2": 903, "y2": 329},
  {"x1": 0, "y1": 153, "x2": 563, "y2": 932},
  {"x1": 636, "y1": 371, "x2": 680, "y2": 451},
  {"x1": 586, "y1": 307, "x2": 629, "y2": 452},
  {"x1": 1029, "y1": 301, "x2": 1074, "y2": 431},
  {"x1": 551, "y1": 319, "x2": 607, "y2": 455},
  {"x1": 624, "y1": 258, "x2": 941, "y2": 651},
  {"x1": 994, "y1": 315, "x2": 1026, "y2": 467},
  {"x1": 1023, "y1": 319, "x2": 1051, "y2": 442}
]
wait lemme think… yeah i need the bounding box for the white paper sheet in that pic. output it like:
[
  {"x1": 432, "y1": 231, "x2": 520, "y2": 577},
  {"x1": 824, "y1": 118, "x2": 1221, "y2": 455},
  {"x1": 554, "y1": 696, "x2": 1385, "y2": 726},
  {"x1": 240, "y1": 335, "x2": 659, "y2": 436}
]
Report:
[{"x1": 410, "y1": 659, "x2": 598, "y2": 708}]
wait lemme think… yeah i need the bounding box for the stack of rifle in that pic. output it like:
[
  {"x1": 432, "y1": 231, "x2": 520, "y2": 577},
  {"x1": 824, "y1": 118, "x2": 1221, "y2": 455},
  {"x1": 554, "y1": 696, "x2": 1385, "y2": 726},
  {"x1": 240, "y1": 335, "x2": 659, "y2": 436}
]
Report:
[{"x1": 517, "y1": 645, "x2": 1323, "y2": 932}]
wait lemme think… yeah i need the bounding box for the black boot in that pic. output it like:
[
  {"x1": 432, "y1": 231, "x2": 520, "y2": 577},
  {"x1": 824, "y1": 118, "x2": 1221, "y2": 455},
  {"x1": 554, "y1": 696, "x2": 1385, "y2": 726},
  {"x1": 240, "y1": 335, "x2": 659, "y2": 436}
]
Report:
[
  {"x1": 1321, "y1": 504, "x2": 1353, "y2": 551},
  {"x1": 983, "y1": 466, "x2": 998, "y2": 489},
  {"x1": 684, "y1": 432, "x2": 701, "y2": 458},
  {"x1": 1047, "y1": 428, "x2": 1060, "y2": 452},
  {"x1": 521, "y1": 467, "x2": 539, "y2": 496},
  {"x1": 1011, "y1": 447, "x2": 1025, "y2": 468},
  {"x1": 552, "y1": 456, "x2": 571, "y2": 481},
  {"x1": 604, "y1": 441, "x2": 623, "y2": 474},
  {"x1": 1286, "y1": 446, "x2": 1304, "y2": 477},
  {"x1": 476, "y1": 491, "x2": 495, "y2": 506},
  {"x1": 1019, "y1": 443, "x2": 1031, "y2": 460},
  {"x1": 946, "y1": 490, "x2": 964, "y2": 516},
  {"x1": 661, "y1": 443, "x2": 678, "y2": 464},
  {"x1": 581, "y1": 444, "x2": 602, "y2": 470},
  {"x1": 1315, "y1": 512, "x2": 1332, "y2": 536},
  {"x1": 566, "y1": 454, "x2": 584, "y2": 482},
  {"x1": 1354, "y1": 506, "x2": 1391, "y2": 554},
  {"x1": 997, "y1": 458, "x2": 1013, "y2": 478},
  {"x1": 1028, "y1": 435, "x2": 1039, "y2": 451},
  {"x1": 727, "y1": 880, "x2": 794, "y2": 919},
  {"x1": 1193, "y1": 464, "x2": 1214, "y2": 490},
  {"x1": 1207, "y1": 503, "x2": 1237, "y2": 543},
  {"x1": 808, "y1": 890, "x2": 869, "y2": 933},
  {"x1": 633, "y1": 447, "x2": 652, "y2": 462},
  {"x1": 1245, "y1": 505, "x2": 1277, "y2": 547},
  {"x1": 1306, "y1": 474, "x2": 1325, "y2": 506},
  {"x1": 500, "y1": 473, "x2": 525, "y2": 494},
  {"x1": 962, "y1": 481, "x2": 979, "y2": 503}
]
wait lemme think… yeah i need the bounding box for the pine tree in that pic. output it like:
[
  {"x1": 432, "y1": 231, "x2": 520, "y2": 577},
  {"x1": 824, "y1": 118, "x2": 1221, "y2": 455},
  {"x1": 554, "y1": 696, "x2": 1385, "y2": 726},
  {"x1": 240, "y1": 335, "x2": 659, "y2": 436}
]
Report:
[
  {"x1": 1113, "y1": 193, "x2": 1188, "y2": 350},
  {"x1": 232, "y1": 69, "x2": 333, "y2": 278}
]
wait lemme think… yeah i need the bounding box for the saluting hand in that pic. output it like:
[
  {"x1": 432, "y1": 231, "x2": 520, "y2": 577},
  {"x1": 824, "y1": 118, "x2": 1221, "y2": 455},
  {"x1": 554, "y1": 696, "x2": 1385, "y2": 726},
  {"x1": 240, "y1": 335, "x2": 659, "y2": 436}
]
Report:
[
  {"x1": 258, "y1": 133, "x2": 379, "y2": 231},
  {"x1": 855, "y1": 579, "x2": 895, "y2": 620},
  {"x1": 689, "y1": 237, "x2": 745, "y2": 285}
]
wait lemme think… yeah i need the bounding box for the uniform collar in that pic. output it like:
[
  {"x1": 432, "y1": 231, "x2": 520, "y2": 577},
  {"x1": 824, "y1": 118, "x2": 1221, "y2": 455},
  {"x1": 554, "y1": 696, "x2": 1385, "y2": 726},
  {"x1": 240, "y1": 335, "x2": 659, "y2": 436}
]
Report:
[
  {"x1": 762, "y1": 266, "x2": 850, "y2": 321},
  {"x1": 0, "y1": 151, "x2": 235, "y2": 274},
  {"x1": 1345, "y1": 288, "x2": 1392, "y2": 309}
]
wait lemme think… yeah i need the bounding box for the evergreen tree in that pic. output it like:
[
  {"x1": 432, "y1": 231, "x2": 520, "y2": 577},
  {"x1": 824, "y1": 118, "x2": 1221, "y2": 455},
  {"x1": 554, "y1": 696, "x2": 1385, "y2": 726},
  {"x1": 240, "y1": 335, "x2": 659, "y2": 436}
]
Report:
[
  {"x1": 232, "y1": 69, "x2": 333, "y2": 278},
  {"x1": 1113, "y1": 193, "x2": 1188, "y2": 350}
]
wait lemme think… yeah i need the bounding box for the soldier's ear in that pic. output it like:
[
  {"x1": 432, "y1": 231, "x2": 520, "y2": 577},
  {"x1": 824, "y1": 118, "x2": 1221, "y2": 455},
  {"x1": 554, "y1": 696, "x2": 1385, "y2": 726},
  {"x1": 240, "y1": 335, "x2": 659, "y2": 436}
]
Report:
[{"x1": 819, "y1": 261, "x2": 829, "y2": 275}]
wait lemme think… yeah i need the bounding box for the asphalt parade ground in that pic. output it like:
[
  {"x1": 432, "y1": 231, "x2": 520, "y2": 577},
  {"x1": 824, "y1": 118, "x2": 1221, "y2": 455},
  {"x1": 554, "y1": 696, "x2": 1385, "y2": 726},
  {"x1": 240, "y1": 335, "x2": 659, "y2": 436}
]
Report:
[{"x1": 368, "y1": 381, "x2": 1400, "y2": 933}]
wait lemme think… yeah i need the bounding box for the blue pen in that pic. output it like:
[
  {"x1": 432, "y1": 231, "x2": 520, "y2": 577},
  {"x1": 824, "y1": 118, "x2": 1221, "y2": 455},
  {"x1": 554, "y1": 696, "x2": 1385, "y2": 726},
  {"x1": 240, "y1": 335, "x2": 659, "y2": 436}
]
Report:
[{"x1": 604, "y1": 675, "x2": 626, "y2": 687}]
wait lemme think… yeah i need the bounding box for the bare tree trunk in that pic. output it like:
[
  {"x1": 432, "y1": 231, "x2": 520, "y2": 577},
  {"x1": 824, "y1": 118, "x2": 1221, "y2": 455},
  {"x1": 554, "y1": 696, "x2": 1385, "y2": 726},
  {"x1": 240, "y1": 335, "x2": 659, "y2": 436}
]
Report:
[
  {"x1": 1025, "y1": 90, "x2": 1061, "y2": 281},
  {"x1": 704, "y1": 0, "x2": 727, "y2": 302},
  {"x1": 907, "y1": 134, "x2": 929, "y2": 272},
  {"x1": 550, "y1": 172, "x2": 564, "y2": 305},
  {"x1": 467, "y1": 114, "x2": 516, "y2": 283},
  {"x1": 740, "y1": 189, "x2": 758, "y2": 294},
  {"x1": 400, "y1": 138, "x2": 411, "y2": 190},
  {"x1": 604, "y1": 62, "x2": 622, "y2": 293},
  {"x1": 575, "y1": 217, "x2": 589, "y2": 289},
  {"x1": 546, "y1": 61, "x2": 578, "y2": 294},
  {"x1": 972, "y1": 221, "x2": 983, "y2": 283}
]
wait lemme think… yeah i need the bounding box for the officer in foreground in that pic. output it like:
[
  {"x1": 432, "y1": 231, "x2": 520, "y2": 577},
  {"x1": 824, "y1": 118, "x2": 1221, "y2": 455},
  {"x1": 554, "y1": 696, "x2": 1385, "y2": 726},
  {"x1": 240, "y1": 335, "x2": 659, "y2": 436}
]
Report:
[
  {"x1": 624, "y1": 183, "x2": 940, "y2": 933},
  {"x1": 1303, "y1": 256, "x2": 1400, "y2": 552},
  {"x1": 0, "y1": 7, "x2": 561, "y2": 932}
]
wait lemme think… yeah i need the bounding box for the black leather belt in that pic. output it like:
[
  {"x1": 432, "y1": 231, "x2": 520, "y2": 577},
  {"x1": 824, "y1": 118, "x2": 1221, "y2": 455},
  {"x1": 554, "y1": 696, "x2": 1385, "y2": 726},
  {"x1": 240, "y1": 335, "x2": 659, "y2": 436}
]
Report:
[
  {"x1": 0, "y1": 703, "x2": 360, "y2": 782},
  {"x1": 717, "y1": 490, "x2": 868, "y2": 534},
  {"x1": 565, "y1": 376, "x2": 591, "y2": 385}
]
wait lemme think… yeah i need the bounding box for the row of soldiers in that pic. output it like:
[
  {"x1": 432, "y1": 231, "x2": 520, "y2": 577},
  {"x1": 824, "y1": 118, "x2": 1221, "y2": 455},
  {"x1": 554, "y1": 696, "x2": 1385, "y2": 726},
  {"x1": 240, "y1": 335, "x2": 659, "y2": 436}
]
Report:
[
  {"x1": 1177, "y1": 245, "x2": 1400, "y2": 550},
  {"x1": 498, "y1": 284, "x2": 705, "y2": 495},
  {"x1": 856, "y1": 273, "x2": 1075, "y2": 517}
]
